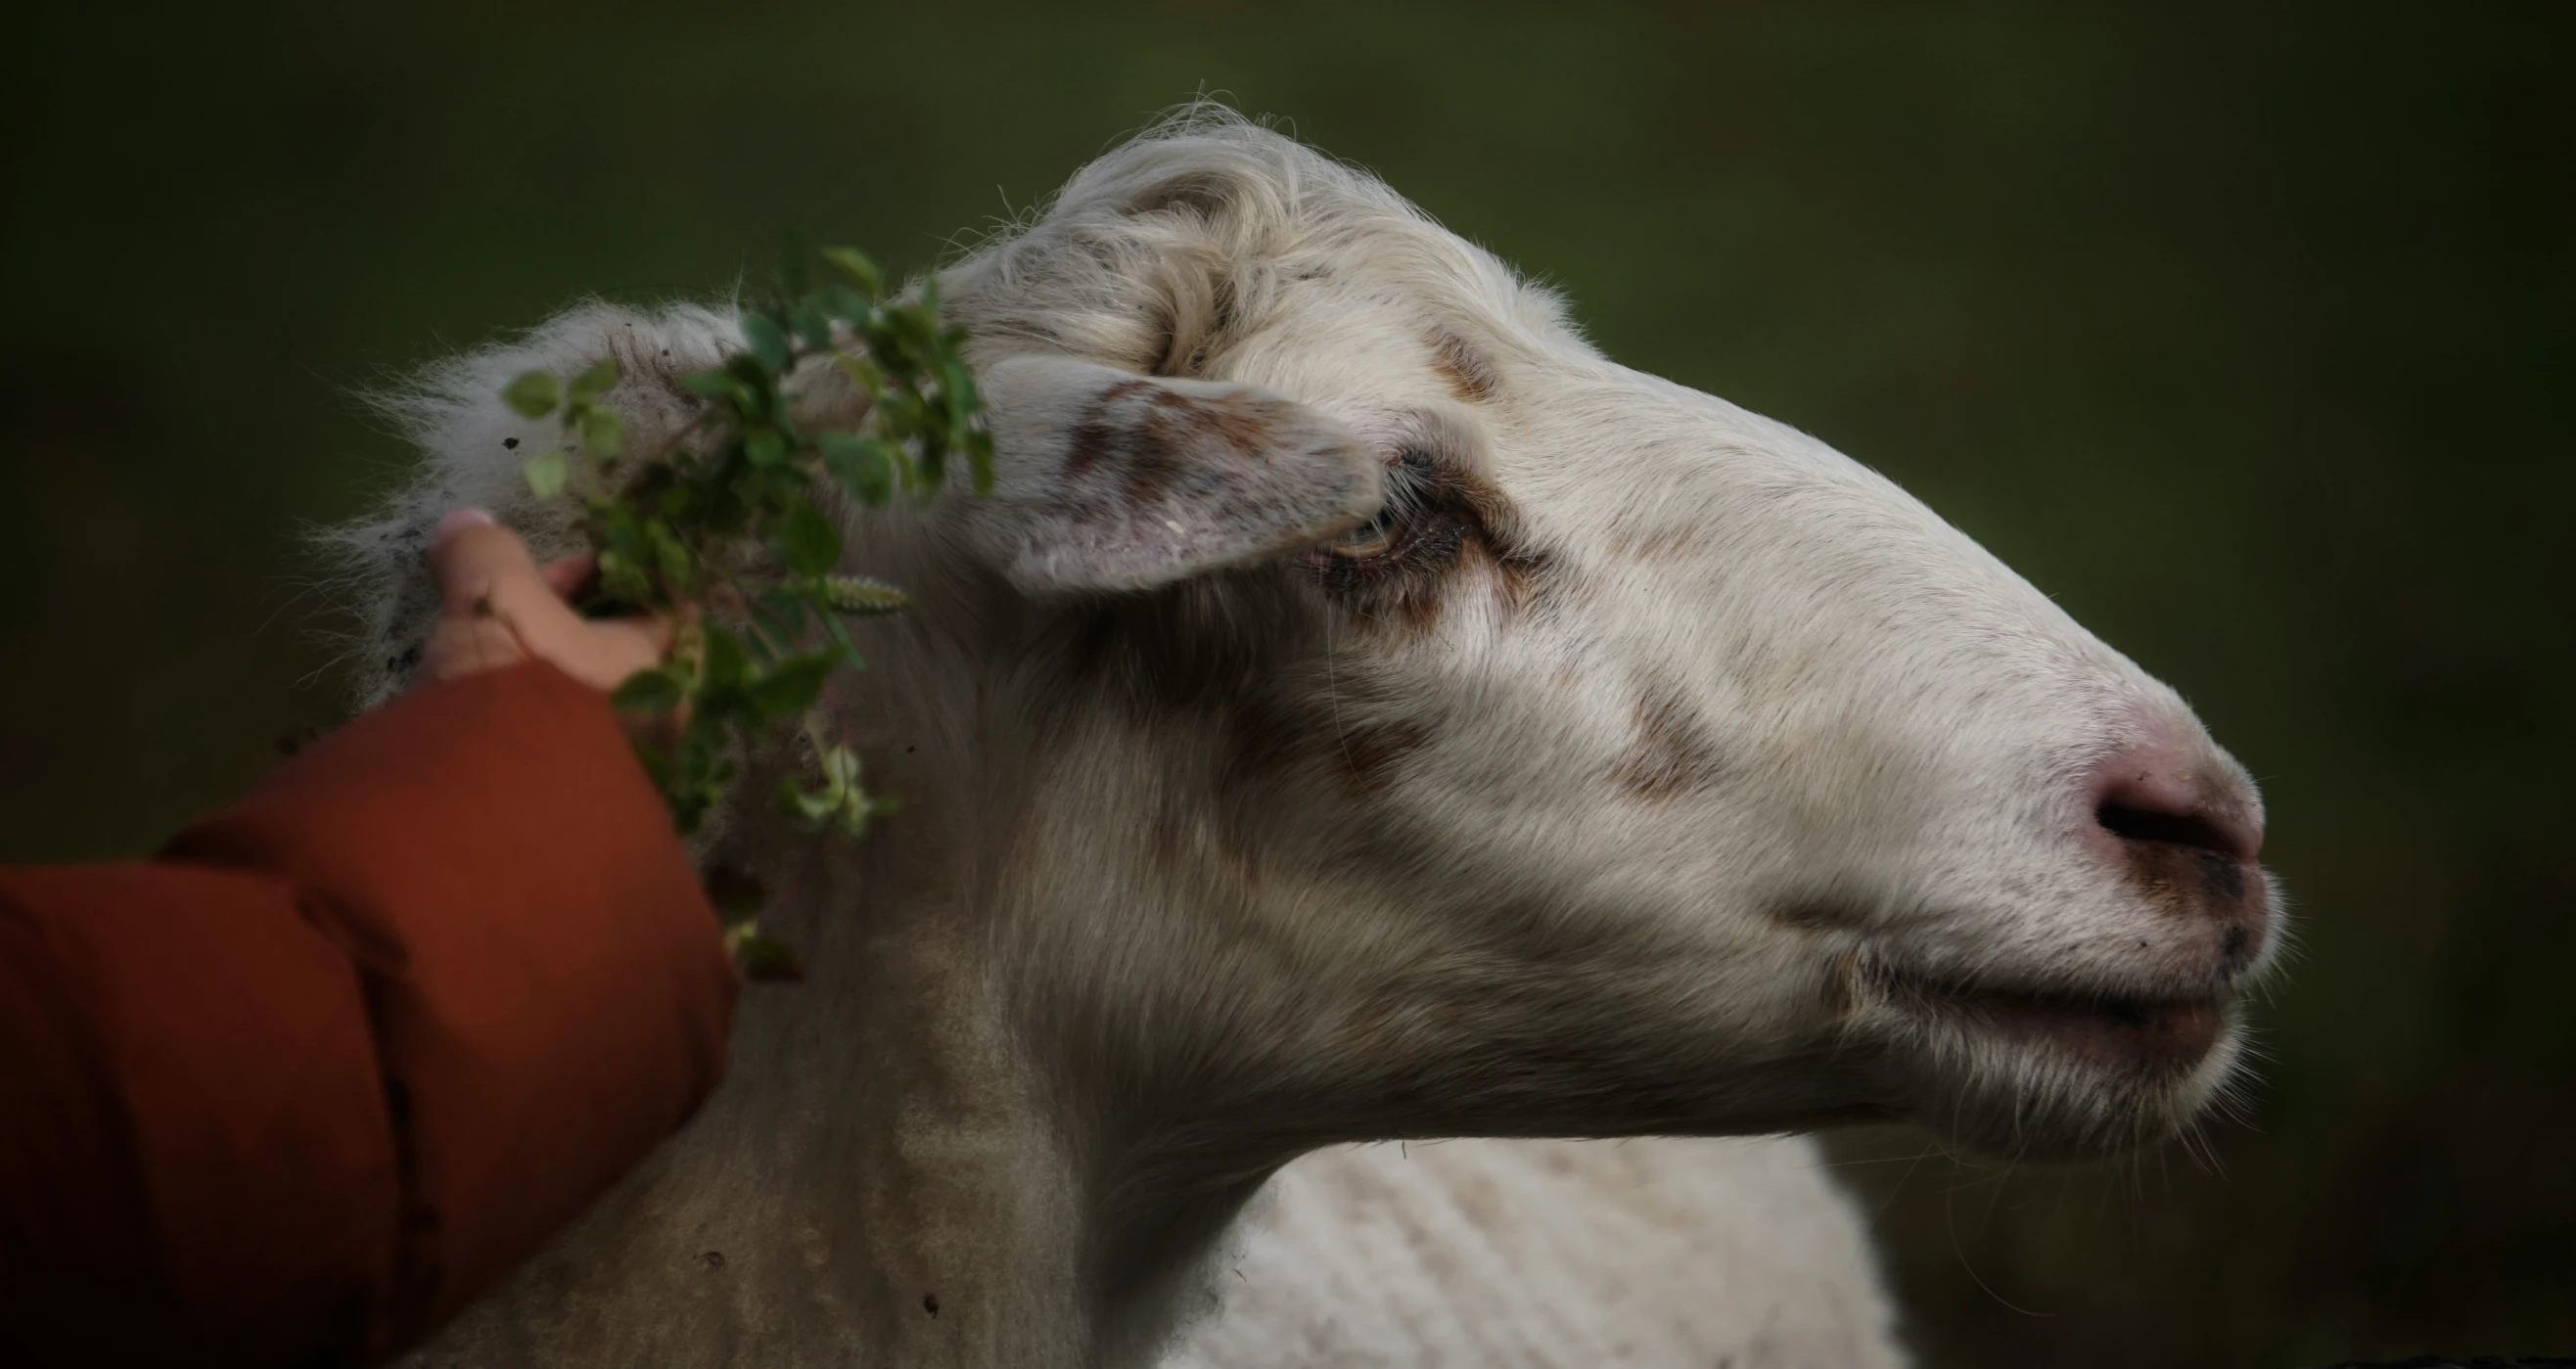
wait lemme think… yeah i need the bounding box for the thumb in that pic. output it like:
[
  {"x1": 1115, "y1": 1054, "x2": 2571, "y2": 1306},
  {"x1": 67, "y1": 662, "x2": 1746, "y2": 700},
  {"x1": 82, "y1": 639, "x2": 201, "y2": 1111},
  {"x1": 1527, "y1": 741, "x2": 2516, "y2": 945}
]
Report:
[{"x1": 427, "y1": 509, "x2": 542, "y2": 610}]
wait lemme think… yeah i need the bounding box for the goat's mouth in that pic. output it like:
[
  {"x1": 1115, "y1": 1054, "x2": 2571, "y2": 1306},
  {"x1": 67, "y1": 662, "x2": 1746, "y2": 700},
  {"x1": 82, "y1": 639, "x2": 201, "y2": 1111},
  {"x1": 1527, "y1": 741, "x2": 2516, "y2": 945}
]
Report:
[{"x1": 1875, "y1": 965, "x2": 2231, "y2": 1078}]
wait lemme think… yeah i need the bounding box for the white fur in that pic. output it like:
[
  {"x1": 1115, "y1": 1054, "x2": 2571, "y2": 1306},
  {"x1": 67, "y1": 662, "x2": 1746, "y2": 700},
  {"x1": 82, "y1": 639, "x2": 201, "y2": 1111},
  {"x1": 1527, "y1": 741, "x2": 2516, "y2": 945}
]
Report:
[
  {"x1": 323, "y1": 109, "x2": 2274, "y2": 1368},
  {"x1": 1167, "y1": 1137, "x2": 1901, "y2": 1369}
]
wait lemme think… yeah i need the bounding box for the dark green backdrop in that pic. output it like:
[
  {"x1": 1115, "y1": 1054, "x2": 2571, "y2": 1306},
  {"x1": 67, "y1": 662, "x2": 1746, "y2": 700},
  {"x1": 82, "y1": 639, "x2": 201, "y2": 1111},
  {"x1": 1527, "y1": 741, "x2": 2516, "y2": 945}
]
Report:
[{"x1": 3, "y1": 4, "x2": 2566, "y2": 1365}]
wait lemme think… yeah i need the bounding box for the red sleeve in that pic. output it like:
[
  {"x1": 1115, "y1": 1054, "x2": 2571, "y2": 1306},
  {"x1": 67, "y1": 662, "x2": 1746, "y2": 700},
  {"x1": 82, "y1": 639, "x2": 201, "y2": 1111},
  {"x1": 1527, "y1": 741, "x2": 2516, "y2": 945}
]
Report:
[{"x1": 0, "y1": 661, "x2": 738, "y2": 1367}]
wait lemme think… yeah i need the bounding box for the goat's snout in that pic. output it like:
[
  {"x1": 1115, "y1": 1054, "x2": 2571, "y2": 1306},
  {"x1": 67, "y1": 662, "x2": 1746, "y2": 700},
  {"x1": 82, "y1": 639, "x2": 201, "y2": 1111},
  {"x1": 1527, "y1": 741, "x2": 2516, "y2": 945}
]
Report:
[{"x1": 2084, "y1": 721, "x2": 2271, "y2": 973}]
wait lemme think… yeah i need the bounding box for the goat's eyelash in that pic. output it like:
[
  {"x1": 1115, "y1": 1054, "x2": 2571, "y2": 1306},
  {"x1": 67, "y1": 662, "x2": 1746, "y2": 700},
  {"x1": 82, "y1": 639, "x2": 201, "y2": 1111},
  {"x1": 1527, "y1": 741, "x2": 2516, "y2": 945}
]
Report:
[
  {"x1": 1326, "y1": 448, "x2": 1441, "y2": 562},
  {"x1": 1299, "y1": 446, "x2": 1472, "y2": 601}
]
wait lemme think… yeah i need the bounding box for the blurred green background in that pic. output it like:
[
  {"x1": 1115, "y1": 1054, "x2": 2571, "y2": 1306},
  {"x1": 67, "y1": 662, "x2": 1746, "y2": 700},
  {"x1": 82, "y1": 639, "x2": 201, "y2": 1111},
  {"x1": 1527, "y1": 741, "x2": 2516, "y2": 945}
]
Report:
[{"x1": 2, "y1": 2, "x2": 2566, "y2": 1364}]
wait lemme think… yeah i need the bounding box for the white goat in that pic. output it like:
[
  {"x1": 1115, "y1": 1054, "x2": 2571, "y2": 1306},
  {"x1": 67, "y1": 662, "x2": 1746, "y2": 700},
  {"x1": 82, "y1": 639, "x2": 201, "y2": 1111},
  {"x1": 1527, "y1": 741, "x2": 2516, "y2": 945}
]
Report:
[{"x1": 328, "y1": 110, "x2": 2277, "y2": 1369}]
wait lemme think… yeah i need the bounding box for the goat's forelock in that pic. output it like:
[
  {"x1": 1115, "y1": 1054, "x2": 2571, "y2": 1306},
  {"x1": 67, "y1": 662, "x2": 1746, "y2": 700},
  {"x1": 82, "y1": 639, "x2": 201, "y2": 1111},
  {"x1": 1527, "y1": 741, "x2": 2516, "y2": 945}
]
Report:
[{"x1": 942, "y1": 107, "x2": 1563, "y2": 384}]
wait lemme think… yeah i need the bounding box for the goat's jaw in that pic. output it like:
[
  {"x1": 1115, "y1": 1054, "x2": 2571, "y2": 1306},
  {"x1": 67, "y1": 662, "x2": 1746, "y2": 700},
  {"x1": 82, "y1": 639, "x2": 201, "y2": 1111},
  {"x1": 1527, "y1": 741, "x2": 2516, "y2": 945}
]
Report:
[{"x1": 1845, "y1": 958, "x2": 2256, "y2": 1161}]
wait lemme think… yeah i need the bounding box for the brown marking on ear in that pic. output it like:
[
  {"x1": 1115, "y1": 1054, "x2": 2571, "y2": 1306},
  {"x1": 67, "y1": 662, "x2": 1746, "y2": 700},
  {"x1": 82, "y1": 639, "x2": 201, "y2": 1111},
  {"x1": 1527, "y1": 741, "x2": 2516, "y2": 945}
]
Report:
[
  {"x1": 1427, "y1": 328, "x2": 1500, "y2": 403},
  {"x1": 1062, "y1": 378, "x2": 1154, "y2": 477},
  {"x1": 1139, "y1": 385, "x2": 1278, "y2": 459},
  {"x1": 1335, "y1": 718, "x2": 1431, "y2": 797},
  {"x1": 1061, "y1": 379, "x2": 1291, "y2": 508},
  {"x1": 1614, "y1": 678, "x2": 1725, "y2": 799}
]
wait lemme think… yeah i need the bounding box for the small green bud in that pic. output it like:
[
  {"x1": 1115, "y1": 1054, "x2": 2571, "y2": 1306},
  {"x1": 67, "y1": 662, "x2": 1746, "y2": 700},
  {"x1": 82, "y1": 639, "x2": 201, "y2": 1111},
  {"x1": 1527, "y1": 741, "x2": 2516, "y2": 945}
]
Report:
[{"x1": 820, "y1": 574, "x2": 908, "y2": 615}]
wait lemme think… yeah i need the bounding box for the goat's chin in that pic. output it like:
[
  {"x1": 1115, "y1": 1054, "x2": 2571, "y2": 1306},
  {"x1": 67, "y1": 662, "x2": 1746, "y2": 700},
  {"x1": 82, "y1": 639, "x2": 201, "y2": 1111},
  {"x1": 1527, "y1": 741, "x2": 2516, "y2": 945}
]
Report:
[{"x1": 1881, "y1": 1002, "x2": 2251, "y2": 1162}]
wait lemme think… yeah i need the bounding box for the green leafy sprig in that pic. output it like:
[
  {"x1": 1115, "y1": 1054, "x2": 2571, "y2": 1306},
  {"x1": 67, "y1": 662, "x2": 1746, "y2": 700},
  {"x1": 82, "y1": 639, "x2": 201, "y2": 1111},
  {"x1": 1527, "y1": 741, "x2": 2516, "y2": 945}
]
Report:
[{"x1": 501, "y1": 246, "x2": 990, "y2": 979}]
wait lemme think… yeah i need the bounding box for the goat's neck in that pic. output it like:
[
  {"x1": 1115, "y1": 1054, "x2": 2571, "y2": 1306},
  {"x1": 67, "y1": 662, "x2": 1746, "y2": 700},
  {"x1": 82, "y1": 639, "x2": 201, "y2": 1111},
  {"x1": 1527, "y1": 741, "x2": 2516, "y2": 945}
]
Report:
[{"x1": 636, "y1": 767, "x2": 1265, "y2": 1369}]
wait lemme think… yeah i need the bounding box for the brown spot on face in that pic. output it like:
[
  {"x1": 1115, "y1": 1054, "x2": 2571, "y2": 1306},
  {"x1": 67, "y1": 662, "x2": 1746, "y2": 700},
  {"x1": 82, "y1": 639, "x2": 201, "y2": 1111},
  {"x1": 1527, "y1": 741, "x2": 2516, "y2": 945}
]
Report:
[
  {"x1": 2117, "y1": 838, "x2": 2270, "y2": 972},
  {"x1": 1308, "y1": 442, "x2": 1556, "y2": 636},
  {"x1": 1427, "y1": 328, "x2": 1499, "y2": 403},
  {"x1": 2198, "y1": 850, "x2": 2247, "y2": 901},
  {"x1": 1613, "y1": 679, "x2": 1725, "y2": 799},
  {"x1": 1608, "y1": 520, "x2": 1701, "y2": 564},
  {"x1": 1145, "y1": 802, "x2": 1265, "y2": 892},
  {"x1": 1771, "y1": 899, "x2": 1867, "y2": 933},
  {"x1": 1335, "y1": 718, "x2": 1431, "y2": 796},
  {"x1": 1817, "y1": 946, "x2": 1863, "y2": 1020},
  {"x1": 1448, "y1": 461, "x2": 1554, "y2": 617}
]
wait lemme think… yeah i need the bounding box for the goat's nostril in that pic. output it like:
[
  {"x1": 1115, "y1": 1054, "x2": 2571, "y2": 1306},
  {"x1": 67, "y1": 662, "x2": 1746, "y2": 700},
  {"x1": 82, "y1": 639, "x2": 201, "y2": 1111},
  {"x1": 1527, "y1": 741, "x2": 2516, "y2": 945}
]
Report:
[
  {"x1": 2088, "y1": 724, "x2": 2265, "y2": 866},
  {"x1": 2095, "y1": 801, "x2": 2244, "y2": 860}
]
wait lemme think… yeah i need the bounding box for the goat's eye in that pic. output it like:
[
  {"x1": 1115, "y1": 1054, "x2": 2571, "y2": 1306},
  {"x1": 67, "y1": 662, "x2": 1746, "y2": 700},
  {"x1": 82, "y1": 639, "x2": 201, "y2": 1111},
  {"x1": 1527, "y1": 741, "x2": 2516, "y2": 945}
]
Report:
[
  {"x1": 1325, "y1": 448, "x2": 1438, "y2": 565},
  {"x1": 1328, "y1": 507, "x2": 1403, "y2": 560}
]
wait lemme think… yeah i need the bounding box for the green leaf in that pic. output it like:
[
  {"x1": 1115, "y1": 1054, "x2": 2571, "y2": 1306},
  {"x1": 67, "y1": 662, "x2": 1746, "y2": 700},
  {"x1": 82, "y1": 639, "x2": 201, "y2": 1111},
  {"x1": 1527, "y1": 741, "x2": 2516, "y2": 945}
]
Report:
[
  {"x1": 939, "y1": 356, "x2": 980, "y2": 425},
  {"x1": 744, "y1": 429, "x2": 789, "y2": 469},
  {"x1": 833, "y1": 352, "x2": 885, "y2": 394},
  {"x1": 741, "y1": 312, "x2": 793, "y2": 376},
  {"x1": 966, "y1": 426, "x2": 994, "y2": 496},
  {"x1": 645, "y1": 518, "x2": 694, "y2": 592},
  {"x1": 701, "y1": 626, "x2": 752, "y2": 694},
  {"x1": 788, "y1": 300, "x2": 835, "y2": 352},
  {"x1": 596, "y1": 548, "x2": 654, "y2": 605},
  {"x1": 728, "y1": 927, "x2": 805, "y2": 982},
  {"x1": 569, "y1": 356, "x2": 621, "y2": 404},
  {"x1": 579, "y1": 405, "x2": 624, "y2": 461},
  {"x1": 503, "y1": 370, "x2": 562, "y2": 419},
  {"x1": 747, "y1": 652, "x2": 835, "y2": 719},
  {"x1": 752, "y1": 587, "x2": 808, "y2": 641},
  {"x1": 815, "y1": 286, "x2": 871, "y2": 328},
  {"x1": 521, "y1": 447, "x2": 571, "y2": 500},
  {"x1": 821, "y1": 246, "x2": 882, "y2": 297},
  {"x1": 780, "y1": 777, "x2": 839, "y2": 825},
  {"x1": 818, "y1": 431, "x2": 897, "y2": 506},
  {"x1": 680, "y1": 369, "x2": 740, "y2": 401},
  {"x1": 812, "y1": 605, "x2": 863, "y2": 670},
  {"x1": 778, "y1": 498, "x2": 842, "y2": 576},
  {"x1": 611, "y1": 665, "x2": 687, "y2": 714}
]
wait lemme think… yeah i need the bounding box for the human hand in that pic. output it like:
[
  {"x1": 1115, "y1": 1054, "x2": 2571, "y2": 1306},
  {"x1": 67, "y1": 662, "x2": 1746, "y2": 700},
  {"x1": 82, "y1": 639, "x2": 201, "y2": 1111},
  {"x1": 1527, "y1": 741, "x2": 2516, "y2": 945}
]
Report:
[{"x1": 419, "y1": 509, "x2": 673, "y2": 693}]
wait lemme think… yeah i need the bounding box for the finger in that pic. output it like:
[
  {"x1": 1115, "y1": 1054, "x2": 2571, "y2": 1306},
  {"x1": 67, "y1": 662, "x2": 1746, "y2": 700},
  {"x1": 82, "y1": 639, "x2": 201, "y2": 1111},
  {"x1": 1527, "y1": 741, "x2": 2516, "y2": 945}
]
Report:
[
  {"x1": 420, "y1": 615, "x2": 528, "y2": 684},
  {"x1": 583, "y1": 616, "x2": 676, "y2": 685},
  {"x1": 596, "y1": 612, "x2": 674, "y2": 655},
  {"x1": 539, "y1": 551, "x2": 600, "y2": 600},
  {"x1": 427, "y1": 512, "x2": 543, "y2": 612}
]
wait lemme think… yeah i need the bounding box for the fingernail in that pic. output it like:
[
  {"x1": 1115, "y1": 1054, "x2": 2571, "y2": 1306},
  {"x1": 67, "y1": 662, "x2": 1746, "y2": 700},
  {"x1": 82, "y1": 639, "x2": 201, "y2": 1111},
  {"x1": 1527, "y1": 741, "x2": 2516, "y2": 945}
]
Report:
[{"x1": 432, "y1": 508, "x2": 498, "y2": 546}]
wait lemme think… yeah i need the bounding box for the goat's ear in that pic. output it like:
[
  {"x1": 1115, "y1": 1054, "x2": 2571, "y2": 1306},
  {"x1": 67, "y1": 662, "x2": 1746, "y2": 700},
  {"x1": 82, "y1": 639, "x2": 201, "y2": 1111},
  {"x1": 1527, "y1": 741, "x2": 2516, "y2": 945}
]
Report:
[{"x1": 952, "y1": 353, "x2": 1381, "y2": 596}]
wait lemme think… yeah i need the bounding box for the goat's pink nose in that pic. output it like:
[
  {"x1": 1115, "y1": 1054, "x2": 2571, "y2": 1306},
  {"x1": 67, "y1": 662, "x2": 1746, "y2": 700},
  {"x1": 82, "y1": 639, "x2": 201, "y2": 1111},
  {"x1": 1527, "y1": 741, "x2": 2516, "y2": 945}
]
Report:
[{"x1": 2089, "y1": 734, "x2": 2264, "y2": 866}]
